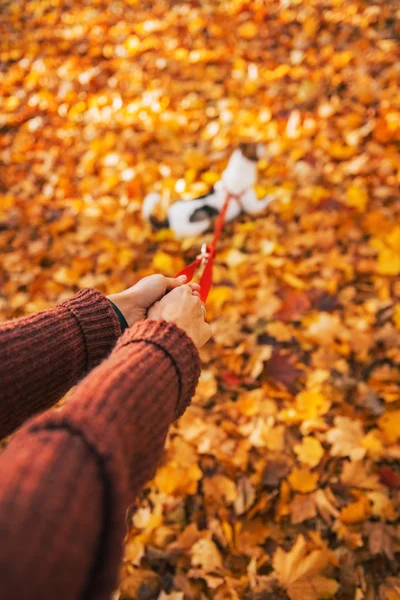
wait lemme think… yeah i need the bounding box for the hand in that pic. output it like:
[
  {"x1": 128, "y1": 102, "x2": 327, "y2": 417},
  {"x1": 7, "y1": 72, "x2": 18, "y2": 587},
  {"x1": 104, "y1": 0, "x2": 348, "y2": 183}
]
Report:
[
  {"x1": 107, "y1": 274, "x2": 198, "y2": 327},
  {"x1": 148, "y1": 285, "x2": 211, "y2": 348}
]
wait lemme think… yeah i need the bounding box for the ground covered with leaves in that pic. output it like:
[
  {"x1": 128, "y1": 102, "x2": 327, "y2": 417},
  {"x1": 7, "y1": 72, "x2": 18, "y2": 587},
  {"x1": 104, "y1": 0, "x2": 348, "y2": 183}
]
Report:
[{"x1": 1, "y1": 0, "x2": 400, "y2": 598}]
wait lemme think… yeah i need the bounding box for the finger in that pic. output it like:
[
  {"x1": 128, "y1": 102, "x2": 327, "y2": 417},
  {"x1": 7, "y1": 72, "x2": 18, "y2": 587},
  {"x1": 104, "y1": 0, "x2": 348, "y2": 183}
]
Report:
[
  {"x1": 191, "y1": 295, "x2": 202, "y2": 309},
  {"x1": 180, "y1": 284, "x2": 193, "y2": 296},
  {"x1": 192, "y1": 290, "x2": 201, "y2": 299},
  {"x1": 165, "y1": 275, "x2": 187, "y2": 291},
  {"x1": 189, "y1": 283, "x2": 200, "y2": 292}
]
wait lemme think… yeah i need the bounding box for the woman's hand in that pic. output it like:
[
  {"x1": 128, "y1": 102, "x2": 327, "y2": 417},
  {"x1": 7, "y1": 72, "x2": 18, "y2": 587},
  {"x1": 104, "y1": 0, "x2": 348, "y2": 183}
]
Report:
[
  {"x1": 148, "y1": 285, "x2": 211, "y2": 348},
  {"x1": 107, "y1": 274, "x2": 197, "y2": 327}
]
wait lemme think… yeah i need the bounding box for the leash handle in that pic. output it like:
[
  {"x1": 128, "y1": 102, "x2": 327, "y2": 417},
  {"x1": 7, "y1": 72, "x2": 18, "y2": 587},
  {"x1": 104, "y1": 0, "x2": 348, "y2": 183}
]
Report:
[{"x1": 175, "y1": 190, "x2": 241, "y2": 302}]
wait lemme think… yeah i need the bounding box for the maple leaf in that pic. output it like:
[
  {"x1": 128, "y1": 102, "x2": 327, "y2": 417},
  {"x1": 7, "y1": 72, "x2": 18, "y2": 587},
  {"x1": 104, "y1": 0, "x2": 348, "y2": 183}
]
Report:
[
  {"x1": 263, "y1": 350, "x2": 303, "y2": 394},
  {"x1": 340, "y1": 460, "x2": 380, "y2": 490},
  {"x1": 339, "y1": 494, "x2": 371, "y2": 524},
  {"x1": 275, "y1": 287, "x2": 311, "y2": 322},
  {"x1": 290, "y1": 494, "x2": 317, "y2": 525},
  {"x1": 288, "y1": 466, "x2": 319, "y2": 493},
  {"x1": 191, "y1": 538, "x2": 223, "y2": 572},
  {"x1": 273, "y1": 535, "x2": 339, "y2": 600},
  {"x1": 294, "y1": 436, "x2": 324, "y2": 468},
  {"x1": 325, "y1": 416, "x2": 366, "y2": 461}
]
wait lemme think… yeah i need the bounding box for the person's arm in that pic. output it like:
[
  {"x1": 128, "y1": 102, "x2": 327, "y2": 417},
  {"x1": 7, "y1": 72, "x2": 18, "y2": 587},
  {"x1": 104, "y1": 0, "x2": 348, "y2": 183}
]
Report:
[
  {"x1": 0, "y1": 275, "x2": 190, "y2": 440},
  {"x1": 0, "y1": 289, "x2": 121, "y2": 439},
  {"x1": 0, "y1": 285, "x2": 210, "y2": 600},
  {"x1": 0, "y1": 319, "x2": 201, "y2": 600}
]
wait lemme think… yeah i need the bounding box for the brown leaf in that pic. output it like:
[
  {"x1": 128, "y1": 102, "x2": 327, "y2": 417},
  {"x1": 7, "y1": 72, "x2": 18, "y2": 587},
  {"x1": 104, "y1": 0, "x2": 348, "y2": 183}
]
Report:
[
  {"x1": 290, "y1": 494, "x2": 317, "y2": 525},
  {"x1": 263, "y1": 350, "x2": 303, "y2": 394}
]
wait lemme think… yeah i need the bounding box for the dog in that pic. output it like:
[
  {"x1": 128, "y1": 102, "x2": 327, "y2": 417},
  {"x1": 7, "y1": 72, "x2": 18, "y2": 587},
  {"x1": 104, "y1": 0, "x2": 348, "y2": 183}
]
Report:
[{"x1": 142, "y1": 143, "x2": 274, "y2": 239}]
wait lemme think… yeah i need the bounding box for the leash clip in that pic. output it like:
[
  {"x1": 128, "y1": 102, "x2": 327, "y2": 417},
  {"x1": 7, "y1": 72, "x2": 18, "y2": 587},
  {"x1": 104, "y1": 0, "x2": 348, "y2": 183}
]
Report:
[{"x1": 197, "y1": 243, "x2": 210, "y2": 263}]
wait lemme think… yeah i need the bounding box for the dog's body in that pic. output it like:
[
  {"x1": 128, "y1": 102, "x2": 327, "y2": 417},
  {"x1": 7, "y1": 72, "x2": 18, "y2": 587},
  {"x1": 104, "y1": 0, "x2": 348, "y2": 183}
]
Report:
[{"x1": 142, "y1": 143, "x2": 274, "y2": 239}]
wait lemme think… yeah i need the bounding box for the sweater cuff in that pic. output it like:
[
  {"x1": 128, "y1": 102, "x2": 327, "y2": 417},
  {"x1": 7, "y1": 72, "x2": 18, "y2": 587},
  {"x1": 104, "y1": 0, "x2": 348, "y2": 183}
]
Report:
[
  {"x1": 61, "y1": 289, "x2": 121, "y2": 371},
  {"x1": 115, "y1": 319, "x2": 200, "y2": 418}
]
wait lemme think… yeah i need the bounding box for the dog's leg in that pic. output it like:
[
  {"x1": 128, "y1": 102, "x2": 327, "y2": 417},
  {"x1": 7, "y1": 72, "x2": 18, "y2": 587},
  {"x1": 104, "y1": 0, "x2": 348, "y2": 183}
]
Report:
[{"x1": 240, "y1": 189, "x2": 274, "y2": 215}]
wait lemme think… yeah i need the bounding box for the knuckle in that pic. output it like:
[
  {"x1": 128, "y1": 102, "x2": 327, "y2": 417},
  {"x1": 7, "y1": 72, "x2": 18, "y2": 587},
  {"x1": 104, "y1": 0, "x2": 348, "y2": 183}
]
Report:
[{"x1": 153, "y1": 274, "x2": 165, "y2": 284}]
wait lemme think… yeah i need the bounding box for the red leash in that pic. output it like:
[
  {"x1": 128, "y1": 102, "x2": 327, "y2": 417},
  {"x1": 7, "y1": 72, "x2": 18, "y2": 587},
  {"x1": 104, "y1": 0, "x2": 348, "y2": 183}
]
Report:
[{"x1": 175, "y1": 189, "x2": 244, "y2": 302}]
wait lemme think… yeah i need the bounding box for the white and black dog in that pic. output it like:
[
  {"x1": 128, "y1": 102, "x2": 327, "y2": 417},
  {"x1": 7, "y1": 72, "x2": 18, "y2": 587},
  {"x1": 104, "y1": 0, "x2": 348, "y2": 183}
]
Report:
[{"x1": 142, "y1": 143, "x2": 274, "y2": 239}]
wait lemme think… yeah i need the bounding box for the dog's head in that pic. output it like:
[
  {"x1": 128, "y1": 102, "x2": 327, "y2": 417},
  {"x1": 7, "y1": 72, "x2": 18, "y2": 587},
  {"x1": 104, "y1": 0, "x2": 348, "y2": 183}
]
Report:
[{"x1": 239, "y1": 142, "x2": 266, "y2": 162}]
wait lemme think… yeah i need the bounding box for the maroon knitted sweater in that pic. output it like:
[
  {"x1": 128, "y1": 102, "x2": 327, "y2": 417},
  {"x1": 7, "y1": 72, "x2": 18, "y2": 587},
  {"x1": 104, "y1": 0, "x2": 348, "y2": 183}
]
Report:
[{"x1": 0, "y1": 289, "x2": 200, "y2": 600}]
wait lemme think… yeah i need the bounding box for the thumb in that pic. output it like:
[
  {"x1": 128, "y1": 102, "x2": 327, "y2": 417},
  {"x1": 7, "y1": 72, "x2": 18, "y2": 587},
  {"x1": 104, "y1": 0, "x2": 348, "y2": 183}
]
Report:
[{"x1": 165, "y1": 275, "x2": 187, "y2": 291}]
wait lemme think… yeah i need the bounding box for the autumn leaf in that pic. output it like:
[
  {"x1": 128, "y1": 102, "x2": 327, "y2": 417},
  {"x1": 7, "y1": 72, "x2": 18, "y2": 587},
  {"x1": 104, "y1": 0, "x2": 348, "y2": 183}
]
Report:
[
  {"x1": 191, "y1": 538, "x2": 223, "y2": 572},
  {"x1": 273, "y1": 535, "x2": 339, "y2": 600},
  {"x1": 346, "y1": 187, "x2": 368, "y2": 212},
  {"x1": 325, "y1": 417, "x2": 366, "y2": 461},
  {"x1": 379, "y1": 410, "x2": 400, "y2": 443},
  {"x1": 263, "y1": 350, "x2": 303, "y2": 393},
  {"x1": 294, "y1": 437, "x2": 324, "y2": 468},
  {"x1": 340, "y1": 460, "x2": 380, "y2": 490},
  {"x1": 290, "y1": 494, "x2": 318, "y2": 525},
  {"x1": 339, "y1": 494, "x2": 371, "y2": 524},
  {"x1": 288, "y1": 466, "x2": 319, "y2": 493},
  {"x1": 154, "y1": 461, "x2": 202, "y2": 495}
]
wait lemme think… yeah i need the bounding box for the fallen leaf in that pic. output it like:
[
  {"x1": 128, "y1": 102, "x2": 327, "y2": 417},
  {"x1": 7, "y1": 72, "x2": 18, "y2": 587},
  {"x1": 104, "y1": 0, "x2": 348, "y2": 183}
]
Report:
[
  {"x1": 379, "y1": 410, "x2": 400, "y2": 443},
  {"x1": 273, "y1": 535, "x2": 338, "y2": 600},
  {"x1": 294, "y1": 437, "x2": 324, "y2": 468},
  {"x1": 191, "y1": 538, "x2": 223, "y2": 572},
  {"x1": 263, "y1": 350, "x2": 303, "y2": 393},
  {"x1": 290, "y1": 494, "x2": 318, "y2": 524},
  {"x1": 339, "y1": 495, "x2": 371, "y2": 524},
  {"x1": 326, "y1": 417, "x2": 366, "y2": 461},
  {"x1": 288, "y1": 466, "x2": 319, "y2": 493},
  {"x1": 340, "y1": 461, "x2": 380, "y2": 489}
]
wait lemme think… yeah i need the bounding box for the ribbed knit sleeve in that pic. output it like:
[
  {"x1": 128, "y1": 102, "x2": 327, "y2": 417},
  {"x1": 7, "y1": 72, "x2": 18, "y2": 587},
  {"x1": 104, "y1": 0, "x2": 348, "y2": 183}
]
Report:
[
  {"x1": 0, "y1": 289, "x2": 121, "y2": 439},
  {"x1": 0, "y1": 319, "x2": 200, "y2": 600}
]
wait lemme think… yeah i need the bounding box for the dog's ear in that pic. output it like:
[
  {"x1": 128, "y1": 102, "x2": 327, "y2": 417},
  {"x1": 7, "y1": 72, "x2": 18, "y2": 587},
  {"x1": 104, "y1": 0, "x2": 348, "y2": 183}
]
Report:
[{"x1": 239, "y1": 142, "x2": 265, "y2": 161}]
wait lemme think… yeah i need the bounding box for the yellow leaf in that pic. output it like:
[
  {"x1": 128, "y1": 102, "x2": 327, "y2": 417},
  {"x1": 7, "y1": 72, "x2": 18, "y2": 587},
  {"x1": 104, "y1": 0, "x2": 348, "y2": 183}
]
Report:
[
  {"x1": 368, "y1": 491, "x2": 397, "y2": 521},
  {"x1": 295, "y1": 390, "x2": 330, "y2": 419},
  {"x1": 288, "y1": 466, "x2": 319, "y2": 493},
  {"x1": 346, "y1": 186, "x2": 368, "y2": 212},
  {"x1": 339, "y1": 495, "x2": 371, "y2": 524},
  {"x1": 333, "y1": 51, "x2": 354, "y2": 69},
  {"x1": 237, "y1": 21, "x2": 258, "y2": 39},
  {"x1": 154, "y1": 461, "x2": 202, "y2": 495},
  {"x1": 361, "y1": 430, "x2": 384, "y2": 458},
  {"x1": 387, "y1": 226, "x2": 400, "y2": 251},
  {"x1": 201, "y1": 171, "x2": 220, "y2": 184},
  {"x1": 340, "y1": 460, "x2": 380, "y2": 489},
  {"x1": 377, "y1": 247, "x2": 400, "y2": 276},
  {"x1": 273, "y1": 535, "x2": 338, "y2": 599},
  {"x1": 152, "y1": 251, "x2": 184, "y2": 274},
  {"x1": 203, "y1": 475, "x2": 237, "y2": 505},
  {"x1": 281, "y1": 272, "x2": 307, "y2": 290},
  {"x1": 294, "y1": 437, "x2": 324, "y2": 468},
  {"x1": 208, "y1": 286, "x2": 234, "y2": 311},
  {"x1": 194, "y1": 370, "x2": 217, "y2": 405},
  {"x1": 328, "y1": 142, "x2": 357, "y2": 160},
  {"x1": 325, "y1": 416, "x2": 366, "y2": 460},
  {"x1": 378, "y1": 410, "x2": 400, "y2": 443},
  {"x1": 191, "y1": 538, "x2": 223, "y2": 571}
]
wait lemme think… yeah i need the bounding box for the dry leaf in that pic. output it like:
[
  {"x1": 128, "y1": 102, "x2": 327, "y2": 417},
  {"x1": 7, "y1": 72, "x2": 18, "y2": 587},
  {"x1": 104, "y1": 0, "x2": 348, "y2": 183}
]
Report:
[
  {"x1": 326, "y1": 417, "x2": 366, "y2": 461},
  {"x1": 191, "y1": 538, "x2": 223, "y2": 572},
  {"x1": 288, "y1": 466, "x2": 319, "y2": 493},
  {"x1": 340, "y1": 461, "x2": 380, "y2": 490},
  {"x1": 273, "y1": 535, "x2": 338, "y2": 600},
  {"x1": 294, "y1": 436, "x2": 324, "y2": 467}
]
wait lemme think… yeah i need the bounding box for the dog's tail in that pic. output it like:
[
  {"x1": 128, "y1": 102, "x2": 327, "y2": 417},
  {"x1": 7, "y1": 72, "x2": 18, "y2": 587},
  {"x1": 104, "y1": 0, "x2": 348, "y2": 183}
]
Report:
[{"x1": 142, "y1": 192, "x2": 169, "y2": 230}]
